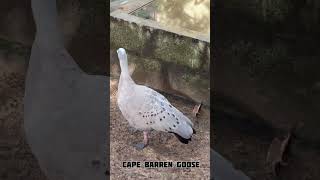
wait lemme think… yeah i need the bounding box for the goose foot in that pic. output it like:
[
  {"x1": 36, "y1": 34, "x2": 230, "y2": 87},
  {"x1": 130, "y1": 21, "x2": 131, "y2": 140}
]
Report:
[
  {"x1": 133, "y1": 142, "x2": 147, "y2": 150},
  {"x1": 133, "y1": 131, "x2": 149, "y2": 150},
  {"x1": 128, "y1": 127, "x2": 138, "y2": 134}
]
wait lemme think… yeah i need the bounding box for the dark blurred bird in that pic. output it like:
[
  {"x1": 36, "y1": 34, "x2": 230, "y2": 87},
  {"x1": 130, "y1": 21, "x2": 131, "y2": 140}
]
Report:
[
  {"x1": 211, "y1": 149, "x2": 251, "y2": 180},
  {"x1": 24, "y1": 0, "x2": 108, "y2": 179}
]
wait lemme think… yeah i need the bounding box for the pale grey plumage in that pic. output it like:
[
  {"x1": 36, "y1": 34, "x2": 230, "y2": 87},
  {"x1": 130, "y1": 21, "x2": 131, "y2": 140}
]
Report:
[
  {"x1": 116, "y1": 48, "x2": 194, "y2": 144},
  {"x1": 24, "y1": 0, "x2": 108, "y2": 179}
]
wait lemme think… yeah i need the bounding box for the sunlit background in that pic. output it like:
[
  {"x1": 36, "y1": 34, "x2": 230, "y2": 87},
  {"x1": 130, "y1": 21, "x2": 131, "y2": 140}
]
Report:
[{"x1": 132, "y1": 0, "x2": 210, "y2": 35}]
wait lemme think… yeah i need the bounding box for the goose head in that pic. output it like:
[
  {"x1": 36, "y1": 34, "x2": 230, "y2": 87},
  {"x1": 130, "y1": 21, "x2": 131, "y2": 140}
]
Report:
[{"x1": 117, "y1": 48, "x2": 129, "y2": 74}]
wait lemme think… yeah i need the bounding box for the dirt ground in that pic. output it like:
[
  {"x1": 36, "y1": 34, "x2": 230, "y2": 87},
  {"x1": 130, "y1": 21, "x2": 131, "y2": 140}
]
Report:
[
  {"x1": 110, "y1": 78, "x2": 210, "y2": 179},
  {"x1": 0, "y1": 53, "x2": 47, "y2": 180},
  {"x1": 0, "y1": 58, "x2": 210, "y2": 180}
]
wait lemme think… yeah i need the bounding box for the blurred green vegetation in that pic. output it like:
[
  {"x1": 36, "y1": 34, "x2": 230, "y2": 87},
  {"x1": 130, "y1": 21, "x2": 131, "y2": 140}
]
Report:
[{"x1": 0, "y1": 38, "x2": 30, "y2": 59}]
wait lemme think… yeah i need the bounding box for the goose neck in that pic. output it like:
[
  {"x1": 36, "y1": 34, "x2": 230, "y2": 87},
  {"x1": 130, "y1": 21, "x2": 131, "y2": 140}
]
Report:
[{"x1": 31, "y1": 0, "x2": 63, "y2": 46}]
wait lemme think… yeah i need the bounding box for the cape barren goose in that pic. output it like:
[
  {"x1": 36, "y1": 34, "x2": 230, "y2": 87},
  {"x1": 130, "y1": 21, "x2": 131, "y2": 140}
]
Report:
[
  {"x1": 24, "y1": 0, "x2": 108, "y2": 179},
  {"x1": 116, "y1": 48, "x2": 195, "y2": 150}
]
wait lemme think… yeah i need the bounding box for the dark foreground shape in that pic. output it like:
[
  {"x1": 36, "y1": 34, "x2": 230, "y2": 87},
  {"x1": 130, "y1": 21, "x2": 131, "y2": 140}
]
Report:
[
  {"x1": 211, "y1": 149, "x2": 251, "y2": 180},
  {"x1": 24, "y1": 0, "x2": 108, "y2": 179}
]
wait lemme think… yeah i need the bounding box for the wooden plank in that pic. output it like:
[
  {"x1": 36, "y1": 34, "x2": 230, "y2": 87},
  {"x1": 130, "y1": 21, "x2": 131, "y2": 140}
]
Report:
[
  {"x1": 110, "y1": 0, "x2": 155, "y2": 14},
  {"x1": 110, "y1": 0, "x2": 129, "y2": 12}
]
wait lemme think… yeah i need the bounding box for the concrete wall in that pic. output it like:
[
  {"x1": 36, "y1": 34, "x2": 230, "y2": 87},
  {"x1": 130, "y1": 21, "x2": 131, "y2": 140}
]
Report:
[{"x1": 110, "y1": 11, "x2": 210, "y2": 106}]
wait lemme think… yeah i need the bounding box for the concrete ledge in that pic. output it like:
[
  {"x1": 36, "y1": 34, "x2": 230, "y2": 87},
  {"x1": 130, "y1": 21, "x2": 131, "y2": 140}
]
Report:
[
  {"x1": 111, "y1": 10, "x2": 210, "y2": 43},
  {"x1": 110, "y1": 10, "x2": 210, "y2": 105},
  {"x1": 110, "y1": 11, "x2": 210, "y2": 70}
]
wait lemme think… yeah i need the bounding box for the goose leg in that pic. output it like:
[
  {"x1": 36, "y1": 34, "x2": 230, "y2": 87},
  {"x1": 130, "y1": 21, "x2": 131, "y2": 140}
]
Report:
[
  {"x1": 143, "y1": 131, "x2": 149, "y2": 145},
  {"x1": 134, "y1": 131, "x2": 149, "y2": 150}
]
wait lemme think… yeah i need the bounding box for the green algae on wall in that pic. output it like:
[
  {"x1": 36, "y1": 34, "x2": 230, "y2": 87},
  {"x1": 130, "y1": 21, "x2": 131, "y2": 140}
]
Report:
[
  {"x1": 127, "y1": 54, "x2": 162, "y2": 72},
  {"x1": 110, "y1": 19, "x2": 148, "y2": 52},
  {"x1": 181, "y1": 73, "x2": 209, "y2": 91},
  {"x1": 110, "y1": 10, "x2": 210, "y2": 104},
  {"x1": 110, "y1": 13, "x2": 210, "y2": 71},
  {"x1": 154, "y1": 33, "x2": 204, "y2": 69},
  {"x1": 0, "y1": 38, "x2": 30, "y2": 59},
  {"x1": 168, "y1": 69, "x2": 210, "y2": 105}
]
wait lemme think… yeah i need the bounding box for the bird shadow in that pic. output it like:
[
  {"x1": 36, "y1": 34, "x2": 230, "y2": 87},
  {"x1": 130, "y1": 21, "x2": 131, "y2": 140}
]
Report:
[{"x1": 148, "y1": 132, "x2": 194, "y2": 159}]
